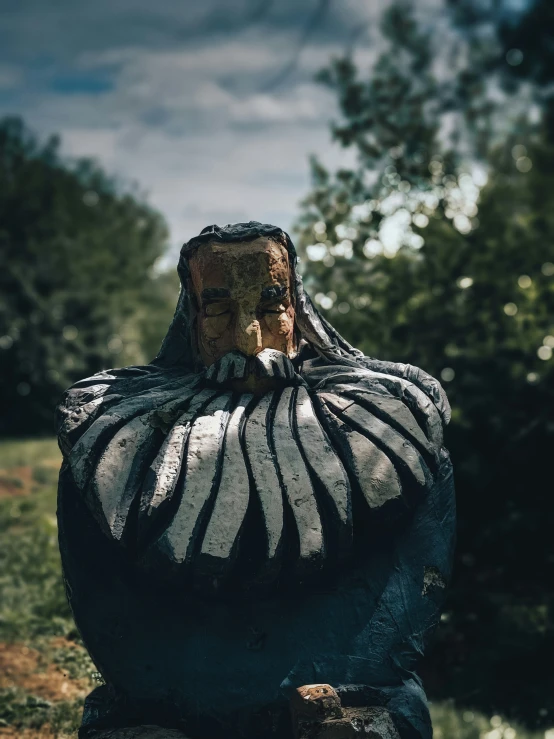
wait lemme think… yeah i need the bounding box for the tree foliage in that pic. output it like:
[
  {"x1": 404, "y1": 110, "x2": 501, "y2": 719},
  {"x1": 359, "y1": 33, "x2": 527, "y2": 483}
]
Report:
[
  {"x1": 0, "y1": 117, "x2": 177, "y2": 436},
  {"x1": 448, "y1": 0, "x2": 554, "y2": 141},
  {"x1": 296, "y1": 1, "x2": 554, "y2": 727}
]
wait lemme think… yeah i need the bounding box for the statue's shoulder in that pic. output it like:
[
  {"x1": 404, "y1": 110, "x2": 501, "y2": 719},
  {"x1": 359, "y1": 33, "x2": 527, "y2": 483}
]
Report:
[
  {"x1": 358, "y1": 357, "x2": 451, "y2": 425},
  {"x1": 56, "y1": 363, "x2": 192, "y2": 457},
  {"x1": 301, "y1": 354, "x2": 451, "y2": 462}
]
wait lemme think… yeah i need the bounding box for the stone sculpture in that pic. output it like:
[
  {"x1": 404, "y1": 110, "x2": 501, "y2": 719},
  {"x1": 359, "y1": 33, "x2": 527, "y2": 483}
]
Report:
[{"x1": 56, "y1": 222, "x2": 456, "y2": 739}]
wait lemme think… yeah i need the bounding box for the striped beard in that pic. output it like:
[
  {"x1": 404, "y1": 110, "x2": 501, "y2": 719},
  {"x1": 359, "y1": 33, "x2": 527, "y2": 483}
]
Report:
[{"x1": 65, "y1": 358, "x2": 444, "y2": 595}]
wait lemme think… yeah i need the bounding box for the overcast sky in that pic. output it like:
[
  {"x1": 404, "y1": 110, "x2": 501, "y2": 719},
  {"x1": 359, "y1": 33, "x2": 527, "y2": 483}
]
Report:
[
  {"x1": 0, "y1": 0, "x2": 528, "y2": 262},
  {"x1": 0, "y1": 0, "x2": 386, "y2": 259}
]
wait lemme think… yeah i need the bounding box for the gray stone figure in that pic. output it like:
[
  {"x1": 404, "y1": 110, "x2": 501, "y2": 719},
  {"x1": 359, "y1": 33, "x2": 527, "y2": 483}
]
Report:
[{"x1": 56, "y1": 222, "x2": 455, "y2": 739}]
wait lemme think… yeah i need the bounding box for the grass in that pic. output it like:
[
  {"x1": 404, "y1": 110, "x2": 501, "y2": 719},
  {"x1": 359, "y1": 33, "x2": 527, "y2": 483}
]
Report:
[
  {"x1": 0, "y1": 439, "x2": 71, "y2": 642},
  {"x1": 0, "y1": 438, "x2": 60, "y2": 469},
  {"x1": 0, "y1": 438, "x2": 97, "y2": 738},
  {"x1": 0, "y1": 438, "x2": 549, "y2": 738}
]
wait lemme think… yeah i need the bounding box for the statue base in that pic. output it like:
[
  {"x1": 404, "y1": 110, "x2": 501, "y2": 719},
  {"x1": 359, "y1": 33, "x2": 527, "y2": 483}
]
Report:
[{"x1": 82, "y1": 684, "x2": 400, "y2": 739}]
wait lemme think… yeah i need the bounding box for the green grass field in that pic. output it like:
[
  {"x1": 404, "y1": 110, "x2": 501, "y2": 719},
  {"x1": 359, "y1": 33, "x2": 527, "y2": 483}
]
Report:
[
  {"x1": 0, "y1": 438, "x2": 546, "y2": 738},
  {"x1": 0, "y1": 438, "x2": 98, "y2": 738}
]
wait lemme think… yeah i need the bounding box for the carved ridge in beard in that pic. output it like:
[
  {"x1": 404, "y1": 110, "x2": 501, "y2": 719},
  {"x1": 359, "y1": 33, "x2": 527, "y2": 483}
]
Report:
[
  {"x1": 204, "y1": 349, "x2": 299, "y2": 386},
  {"x1": 133, "y1": 381, "x2": 438, "y2": 595},
  {"x1": 62, "y1": 361, "x2": 445, "y2": 597}
]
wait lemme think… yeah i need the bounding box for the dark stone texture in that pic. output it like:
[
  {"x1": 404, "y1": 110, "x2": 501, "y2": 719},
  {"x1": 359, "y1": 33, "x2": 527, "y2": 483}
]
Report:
[{"x1": 57, "y1": 222, "x2": 455, "y2": 739}]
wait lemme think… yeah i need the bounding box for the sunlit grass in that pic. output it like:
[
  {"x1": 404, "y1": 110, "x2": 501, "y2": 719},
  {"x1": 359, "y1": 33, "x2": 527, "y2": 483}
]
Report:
[
  {"x1": 0, "y1": 437, "x2": 94, "y2": 736},
  {"x1": 0, "y1": 439, "x2": 69, "y2": 644},
  {"x1": 0, "y1": 438, "x2": 61, "y2": 470}
]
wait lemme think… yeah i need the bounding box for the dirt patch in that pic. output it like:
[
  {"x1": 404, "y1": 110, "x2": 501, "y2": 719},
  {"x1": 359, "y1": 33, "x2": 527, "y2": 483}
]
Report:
[
  {"x1": 0, "y1": 642, "x2": 89, "y2": 701},
  {"x1": 0, "y1": 467, "x2": 33, "y2": 498}
]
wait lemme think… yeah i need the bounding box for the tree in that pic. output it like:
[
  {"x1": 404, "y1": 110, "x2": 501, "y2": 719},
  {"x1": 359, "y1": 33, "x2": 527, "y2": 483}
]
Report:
[
  {"x1": 296, "y1": 1, "x2": 554, "y2": 727},
  {"x1": 0, "y1": 117, "x2": 175, "y2": 436},
  {"x1": 447, "y1": 0, "x2": 554, "y2": 141}
]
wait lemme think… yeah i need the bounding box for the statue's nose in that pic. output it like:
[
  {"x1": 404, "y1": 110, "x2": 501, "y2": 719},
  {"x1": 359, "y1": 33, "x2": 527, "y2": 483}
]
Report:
[{"x1": 234, "y1": 310, "x2": 262, "y2": 356}]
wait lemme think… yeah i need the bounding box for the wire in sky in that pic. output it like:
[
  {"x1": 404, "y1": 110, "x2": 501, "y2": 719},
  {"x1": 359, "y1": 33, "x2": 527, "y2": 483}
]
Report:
[{"x1": 260, "y1": 0, "x2": 332, "y2": 92}]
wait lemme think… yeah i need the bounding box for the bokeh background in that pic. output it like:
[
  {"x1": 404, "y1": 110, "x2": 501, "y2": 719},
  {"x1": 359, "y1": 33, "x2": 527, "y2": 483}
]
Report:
[{"x1": 1, "y1": 1, "x2": 554, "y2": 737}]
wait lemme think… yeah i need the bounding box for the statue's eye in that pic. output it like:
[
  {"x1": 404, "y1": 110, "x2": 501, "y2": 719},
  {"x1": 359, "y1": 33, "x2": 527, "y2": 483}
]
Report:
[
  {"x1": 260, "y1": 302, "x2": 287, "y2": 316},
  {"x1": 204, "y1": 302, "x2": 230, "y2": 317}
]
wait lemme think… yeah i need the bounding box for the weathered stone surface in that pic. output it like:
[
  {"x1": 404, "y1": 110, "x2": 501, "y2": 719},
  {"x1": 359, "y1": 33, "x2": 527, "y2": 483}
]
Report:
[
  {"x1": 198, "y1": 393, "x2": 252, "y2": 580},
  {"x1": 205, "y1": 350, "x2": 247, "y2": 383},
  {"x1": 150, "y1": 393, "x2": 232, "y2": 567},
  {"x1": 244, "y1": 391, "x2": 284, "y2": 575},
  {"x1": 91, "y1": 414, "x2": 162, "y2": 543},
  {"x1": 58, "y1": 392, "x2": 123, "y2": 455},
  {"x1": 69, "y1": 382, "x2": 198, "y2": 491},
  {"x1": 291, "y1": 687, "x2": 400, "y2": 739},
  {"x1": 189, "y1": 237, "x2": 297, "y2": 370},
  {"x1": 317, "y1": 397, "x2": 403, "y2": 512},
  {"x1": 321, "y1": 392, "x2": 428, "y2": 489},
  {"x1": 359, "y1": 372, "x2": 444, "y2": 450},
  {"x1": 291, "y1": 683, "x2": 344, "y2": 722},
  {"x1": 337, "y1": 386, "x2": 437, "y2": 464},
  {"x1": 139, "y1": 388, "x2": 218, "y2": 534},
  {"x1": 295, "y1": 710, "x2": 400, "y2": 739},
  {"x1": 295, "y1": 386, "x2": 352, "y2": 559},
  {"x1": 272, "y1": 387, "x2": 324, "y2": 576},
  {"x1": 59, "y1": 356, "x2": 446, "y2": 588},
  {"x1": 297, "y1": 718, "x2": 358, "y2": 739},
  {"x1": 57, "y1": 221, "x2": 455, "y2": 739},
  {"x1": 256, "y1": 347, "x2": 297, "y2": 380},
  {"x1": 344, "y1": 707, "x2": 401, "y2": 739}
]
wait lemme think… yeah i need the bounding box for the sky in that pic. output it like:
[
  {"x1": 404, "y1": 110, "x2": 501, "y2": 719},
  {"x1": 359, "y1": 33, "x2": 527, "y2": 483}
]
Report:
[
  {"x1": 0, "y1": 0, "x2": 398, "y2": 261},
  {"x1": 0, "y1": 0, "x2": 532, "y2": 264}
]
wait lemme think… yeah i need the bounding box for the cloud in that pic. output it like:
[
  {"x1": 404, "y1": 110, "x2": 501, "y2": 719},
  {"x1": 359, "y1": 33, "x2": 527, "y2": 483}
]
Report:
[
  {"x1": 0, "y1": 0, "x2": 372, "y2": 62},
  {"x1": 0, "y1": 65, "x2": 23, "y2": 90},
  {"x1": 0, "y1": 0, "x2": 380, "y2": 262},
  {"x1": 61, "y1": 128, "x2": 119, "y2": 168}
]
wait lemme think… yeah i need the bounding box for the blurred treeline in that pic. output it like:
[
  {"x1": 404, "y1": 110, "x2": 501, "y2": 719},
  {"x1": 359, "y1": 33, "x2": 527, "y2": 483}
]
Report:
[
  {"x1": 0, "y1": 119, "x2": 179, "y2": 436},
  {"x1": 1, "y1": 0, "x2": 553, "y2": 731},
  {"x1": 295, "y1": 0, "x2": 554, "y2": 731}
]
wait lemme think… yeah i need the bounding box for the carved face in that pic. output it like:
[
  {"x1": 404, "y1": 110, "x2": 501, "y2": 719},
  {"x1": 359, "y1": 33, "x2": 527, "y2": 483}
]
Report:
[{"x1": 188, "y1": 237, "x2": 296, "y2": 367}]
